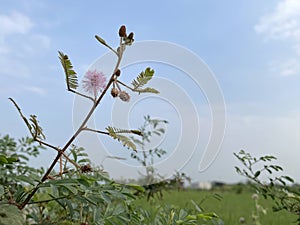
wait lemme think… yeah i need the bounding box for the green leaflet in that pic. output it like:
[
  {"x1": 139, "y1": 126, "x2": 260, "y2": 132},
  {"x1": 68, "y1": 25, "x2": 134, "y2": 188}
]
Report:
[
  {"x1": 29, "y1": 115, "x2": 46, "y2": 140},
  {"x1": 0, "y1": 204, "x2": 24, "y2": 225},
  {"x1": 106, "y1": 126, "x2": 137, "y2": 151},
  {"x1": 0, "y1": 155, "x2": 8, "y2": 164},
  {"x1": 131, "y1": 67, "x2": 154, "y2": 89},
  {"x1": 133, "y1": 87, "x2": 159, "y2": 94},
  {"x1": 9, "y1": 98, "x2": 45, "y2": 140},
  {"x1": 58, "y1": 51, "x2": 78, "y2": 90},
  {"x1": 131, "y1": 67, "x2": 159, "y2": 94},
  {"x1": 69, "y1": 144, "x2": 91, "y2": 164}
]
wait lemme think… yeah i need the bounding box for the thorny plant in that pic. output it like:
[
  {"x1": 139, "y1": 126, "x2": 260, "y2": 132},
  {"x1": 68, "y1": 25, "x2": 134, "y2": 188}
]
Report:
[
  {"x1": 130, "y1": 115, "x2": 168, "y2": 185},
  {"x1": 9, "y1": 25, "x2": 159, "y2": 210},
  {"x1": 235, "y1": 150, "x2": 300, "y2": 224}
]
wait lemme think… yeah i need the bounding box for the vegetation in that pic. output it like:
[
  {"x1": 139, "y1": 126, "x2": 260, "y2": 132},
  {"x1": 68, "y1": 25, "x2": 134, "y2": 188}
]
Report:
[
  {"x1": 0, "y1": 134, "x2": 221, "y2": 225},
  {"x1": 1, "y1": 25, "x2": 220, "y2": 224},
  {"x1": 135, "y1": 187, "x2": 299, "y2": 225},
  {"x1": 1, "y1": 25, "x2": 300, "y2": 225},
  {"x1": 234, "y1": 150, "x2": 300, "y2": 224}
]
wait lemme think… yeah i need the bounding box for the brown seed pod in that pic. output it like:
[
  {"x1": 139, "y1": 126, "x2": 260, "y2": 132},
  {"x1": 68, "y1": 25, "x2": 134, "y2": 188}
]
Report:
[
  {"x1": 119, "y1": 25, "x2": 127, "y2": 37},
  {"x1": 111, "y1": 88, "x2": 119, "y2": 97}
]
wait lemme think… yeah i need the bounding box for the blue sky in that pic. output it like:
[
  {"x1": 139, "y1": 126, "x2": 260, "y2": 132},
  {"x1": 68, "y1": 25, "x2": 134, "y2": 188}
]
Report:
[{"x1": 1, "y1": 0, "x2": 300, "y2": 183}]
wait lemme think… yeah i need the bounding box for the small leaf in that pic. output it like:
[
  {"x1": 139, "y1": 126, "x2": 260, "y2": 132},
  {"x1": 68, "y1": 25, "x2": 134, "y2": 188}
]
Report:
[
  {"x1": 254, "y1": 170, "x2": 261, "y2": 178},
  {"x1": 282, "y1": 176, "x2": 294, "y2": 183},
  {"x1": 106, "y1": 126, "x2": 136, "y2": 135},
  {"x1": 125, "y1": 183, "x2": 145, "y2": 192},
  {"x1": 15, "y1": 175, "x2": 36, "y2": 185},
  {"x1": 9, "y1": 98, "x2": 45, "y2": 140},
  {"x1": 130, "y1": 130, "x2": 143, "y2": 136},
  {"x1": 9, "y1": 98, "x2": 33, "y2": 136},
  {"x1": 234, "y1": 166, "x2": 241, "y2": 174},
  {"x1": 62, "y1": 184, "x2": 78, "y2": 194},
  {"x1": 106, "y1": 126, "x2": 137, "y2": 151},
  {"x1": 6, "y1": 157, "x2": 19, "y2": 163},
  {"x1": 131, "y1": 67, "x2": 155, "y2": 90},
  {"x1": 278, "y1": 179, "x2": 286, "y2": 186},
  {"x1": 29, "y1": 115, "x2": 45, "y2": 140},
  {"x1": 0, "y1": 155, "x2": 8, "y2": 164},
  {"x1": 58, "y1": 51, "x2": 78, "y2": 90},
  {"x1": 132, "y1": 87, "x2": 159, "y2": 94}
]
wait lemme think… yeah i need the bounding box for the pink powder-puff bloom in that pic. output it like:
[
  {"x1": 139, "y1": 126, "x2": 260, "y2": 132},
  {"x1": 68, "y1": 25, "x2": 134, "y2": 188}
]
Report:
[{"x1": 82, "y1": 70, "x2": 106, "y2": 97}]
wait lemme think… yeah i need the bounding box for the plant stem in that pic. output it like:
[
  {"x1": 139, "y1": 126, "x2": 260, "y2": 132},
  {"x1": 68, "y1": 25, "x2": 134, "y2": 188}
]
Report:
[
  {"x1": 82, "y1": 127, "x2": 109, "y2": 135},
  {"x1": 18, "y1": 39, "x2": 126, "y2": 209}
]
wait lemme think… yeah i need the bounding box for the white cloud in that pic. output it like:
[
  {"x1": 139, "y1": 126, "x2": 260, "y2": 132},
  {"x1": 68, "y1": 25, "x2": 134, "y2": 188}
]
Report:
[
  {"x1": 255, "y1": 0, "x2": 300, "y2": 76},
  {"x1": 255, "y1": 0, "x2": 300, "y2": 40},
  {"x1": 294, "y1": 44, "x2": 300, "y2": 55},
  {"x1": 269, "y1": 58, "x2": 300, "y2": 76},
  {"x1": 0, "y1": 11, "x2": 51, "y2": 79},
  {"x1": 23, "y1": 86, "x2": 47, "y2": 96},
  {"x1": 0, "y1": 11, "x2": 33, "y2": 36}
]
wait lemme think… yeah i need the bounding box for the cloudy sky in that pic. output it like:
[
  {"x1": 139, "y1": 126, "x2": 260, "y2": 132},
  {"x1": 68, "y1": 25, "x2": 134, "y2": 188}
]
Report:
[{"x1": 1, "y1": 0, "x2": 300, "y2": 183}]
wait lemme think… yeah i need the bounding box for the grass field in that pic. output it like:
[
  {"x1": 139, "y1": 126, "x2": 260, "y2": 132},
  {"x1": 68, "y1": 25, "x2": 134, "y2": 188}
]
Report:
[{"x1": 134, "y1": 188, "x2": 298, "y2": 224}]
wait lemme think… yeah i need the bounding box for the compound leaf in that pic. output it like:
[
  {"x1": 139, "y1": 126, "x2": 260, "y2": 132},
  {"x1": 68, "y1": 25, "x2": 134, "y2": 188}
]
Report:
[
  {"x1": 131, "y1": 67, "x2": 159, "y2": 94},
  {"x1": 58, "y1": 51, "x2": 78, "y2": 90},
  {"x1": 106, "y1": 126, "x2": 137, "y2": 151}
]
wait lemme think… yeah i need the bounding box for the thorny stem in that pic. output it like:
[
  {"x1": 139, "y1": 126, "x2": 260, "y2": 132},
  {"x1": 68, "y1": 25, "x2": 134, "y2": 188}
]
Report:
[
  {"x1": 35, "y1": 138, "x2": 80, "y2": 169},
  {"x1": 18, "y1": 38, "x2": 126, "y2": 209}
]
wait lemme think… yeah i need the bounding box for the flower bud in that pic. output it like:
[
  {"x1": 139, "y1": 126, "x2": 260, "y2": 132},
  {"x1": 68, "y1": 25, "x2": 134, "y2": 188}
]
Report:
[
  {"x1": 111, "y1": 88, "x2": 119, "y2": 97},
  {"x1": 119, "y1": 91, "x2": 130, "y2": 102},
  {"x1": 127, "y1": 32, "x2": 134, "y2": 40},
  {"x1": 115, "y1": 69, "x2": 121, "y2": 77},
  {"x1": 251, "y1": 193, "x2": 259, "y2": 200},
  {"x1": 119, "y1": 25, "x2": 127, "y2": 37},
  {"x1": 81, "y1": 164, "x2": 92, "y2": 173}
]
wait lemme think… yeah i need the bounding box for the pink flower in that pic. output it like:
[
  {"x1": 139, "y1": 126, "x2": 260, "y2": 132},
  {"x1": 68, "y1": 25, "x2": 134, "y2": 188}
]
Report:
[{"x1": 82, "y1": 70, "x2": 106, "y2": 97}]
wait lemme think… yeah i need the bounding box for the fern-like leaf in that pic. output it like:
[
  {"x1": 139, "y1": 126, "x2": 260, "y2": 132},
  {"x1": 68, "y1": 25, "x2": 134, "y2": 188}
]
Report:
[
  {"x1": 131, "y1": 87, "x2": 159, "y2": 94},
  {"x1": 116, "y1": 134, "x2": 137, "y2": 151},
  {"x1": 69, "y1": 145, "x2": 91, "y2": 164},
  {"x1": 106, "y1": 126, "x2": 142, "y2": 136},
  {"x1": 132, "y1": 67, "x2": 154, "y2": 89},
  {"x1": 131, "y1": 68, "x2": 159, "y2": 94},
  {"x1": 9, "y1": 98, "x2": 31, "y2": 132},
  {"x1": 29, "y1": 115, "x2": 46, "y2": 140},
  {"x1": 106, "y1": 126, "x2": 138, "y2": 151},
  {"x1": 58, "y1": 51, "x2": 78, "y2": 90},
  {"x1": 9, "y1": 98, "x2": 45, "y2": 140}
]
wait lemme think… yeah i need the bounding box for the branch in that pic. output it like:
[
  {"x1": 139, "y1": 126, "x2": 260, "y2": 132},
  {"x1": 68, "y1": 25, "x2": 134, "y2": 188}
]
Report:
[
  {"x1": 82, "y1": 127, "x2": 109, "y2": 135},
  {"x1": 68, "y1": 88, "x2": 94, "y2": 102}
]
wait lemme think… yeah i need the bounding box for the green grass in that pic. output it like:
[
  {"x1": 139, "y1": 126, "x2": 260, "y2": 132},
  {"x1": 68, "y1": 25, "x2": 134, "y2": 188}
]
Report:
[{"x1": 134, "y1": 188, "x2": 298, "y2": 225}]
